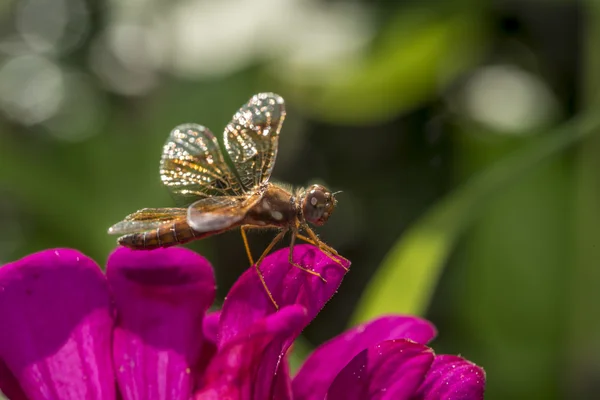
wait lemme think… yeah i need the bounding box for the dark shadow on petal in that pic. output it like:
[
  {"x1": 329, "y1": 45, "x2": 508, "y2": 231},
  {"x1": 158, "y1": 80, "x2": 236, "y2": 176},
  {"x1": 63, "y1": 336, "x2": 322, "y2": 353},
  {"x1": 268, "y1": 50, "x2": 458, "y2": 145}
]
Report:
[
  {"x1": 0, "y1": 359, "x2": 28, "y2": 400},
  {"x1": 109, "y1": 246, "x2": 214, "y2": 287},
  {"x1": 193, "y1": 311, "x2": 220, "y2": 389}
]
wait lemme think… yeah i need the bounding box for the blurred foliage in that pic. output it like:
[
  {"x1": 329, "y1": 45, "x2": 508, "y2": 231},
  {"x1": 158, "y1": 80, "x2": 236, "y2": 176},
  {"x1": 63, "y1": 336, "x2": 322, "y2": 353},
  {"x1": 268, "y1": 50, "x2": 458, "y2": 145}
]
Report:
[
  {"x1": 352, "y1": 112, "x2": 600, "y2": 322},
  {"x1": 0, "y1": 0, "x2": 598, "y2": 399},
  {"x1": 280, "y1": 10, "x2": 487, "y2": 124}
]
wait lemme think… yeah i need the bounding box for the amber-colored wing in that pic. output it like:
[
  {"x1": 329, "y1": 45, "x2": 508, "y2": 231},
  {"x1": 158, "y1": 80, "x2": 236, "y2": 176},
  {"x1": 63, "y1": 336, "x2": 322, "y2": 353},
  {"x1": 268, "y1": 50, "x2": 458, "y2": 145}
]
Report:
[
  {"x1": 224, "y1": 93, "x2": 285, "y2": 191},
  {"x1": 160, "y1": 123, "x2": 244, "y2": 205},
  {"x1": 108, "y1": 208, "x2": 187, "y2": 235},
  {"x1": 187, "y1": 194, "x2": 260, "y2": 233}
]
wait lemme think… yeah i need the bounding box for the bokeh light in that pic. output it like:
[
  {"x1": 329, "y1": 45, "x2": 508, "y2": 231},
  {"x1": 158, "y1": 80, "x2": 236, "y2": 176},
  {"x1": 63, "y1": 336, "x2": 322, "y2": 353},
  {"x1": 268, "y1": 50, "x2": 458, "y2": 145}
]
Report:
[
  {"x1": 15, "y1": 0, "x2": 89, "y2": 54},
  {"x1": 43, "y1": 71, "x2": 106, "y2": 141},
  {"x1": 0, "y1": 55, "x2": 64, "y2": 125},
  {"x1": 89, "y1": 24, "x2": 159, "y2": 96},
  {"x1": 457, "y1": 64, "x2": 560, "y2": 133}
]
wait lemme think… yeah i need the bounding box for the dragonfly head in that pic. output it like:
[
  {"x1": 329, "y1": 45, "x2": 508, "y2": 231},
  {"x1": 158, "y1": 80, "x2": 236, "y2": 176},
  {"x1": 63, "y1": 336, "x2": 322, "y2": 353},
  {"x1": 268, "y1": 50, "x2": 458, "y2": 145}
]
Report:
[{"x1": 301, "y1": 184, "x2": 337, "y2": 226}]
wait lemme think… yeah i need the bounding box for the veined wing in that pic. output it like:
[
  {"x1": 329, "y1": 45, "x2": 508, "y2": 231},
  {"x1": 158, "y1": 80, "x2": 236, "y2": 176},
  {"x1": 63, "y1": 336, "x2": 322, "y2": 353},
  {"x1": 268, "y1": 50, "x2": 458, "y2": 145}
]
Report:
[
  {"x1": 224, "y1": 93, "x2": 285, "y2": 191},
  {"x1": 108, "y1": 208, "x2": 187, "y2": 235},
  {"x1": 160, "y1": 124, "x2": 244, "y2": 204},
  {"x1": 187, "y1": 195, "x2": 260, "y2": 233}
]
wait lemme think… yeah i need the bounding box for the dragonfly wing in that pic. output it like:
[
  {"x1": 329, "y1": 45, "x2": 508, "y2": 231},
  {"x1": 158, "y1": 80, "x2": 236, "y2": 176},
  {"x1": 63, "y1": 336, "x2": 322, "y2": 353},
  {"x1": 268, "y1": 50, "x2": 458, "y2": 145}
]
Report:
[
  {"x1": 160, "y1": 124, "x2": 244, "y2": 205},
  {"x1": 108, "y1": 208, "x2": 187, "y2": 235},
  {"x1": 187, "y1": 195, "x2": 259, "y2": 233},
  {"x1": 224, "y1": 93, "x2": 285, "y2": 191}
]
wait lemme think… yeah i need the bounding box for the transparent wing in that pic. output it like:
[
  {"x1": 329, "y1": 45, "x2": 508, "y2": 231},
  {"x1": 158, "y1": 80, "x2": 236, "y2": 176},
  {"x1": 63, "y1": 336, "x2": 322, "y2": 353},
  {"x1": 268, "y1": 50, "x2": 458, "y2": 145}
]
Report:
[
  {"x1": 160, "y1": 123, "x2": 244, "y2": 204},
  {"x1": 187, "y1": 195, "x2": 260, "y2": 233},
  {"x1": 224, "y1": 93, "x2": 285, "y2": 191},
  {"x1": 108, "y1": 208, "x2": 187, "y2": 235}
]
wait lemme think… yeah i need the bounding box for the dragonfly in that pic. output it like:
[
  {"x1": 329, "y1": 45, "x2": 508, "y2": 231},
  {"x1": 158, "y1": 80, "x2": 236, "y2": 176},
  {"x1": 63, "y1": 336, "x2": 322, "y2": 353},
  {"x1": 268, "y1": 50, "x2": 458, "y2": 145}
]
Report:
[{"x1": 108, "y1": 93, "x2": 347, "y2": 309}]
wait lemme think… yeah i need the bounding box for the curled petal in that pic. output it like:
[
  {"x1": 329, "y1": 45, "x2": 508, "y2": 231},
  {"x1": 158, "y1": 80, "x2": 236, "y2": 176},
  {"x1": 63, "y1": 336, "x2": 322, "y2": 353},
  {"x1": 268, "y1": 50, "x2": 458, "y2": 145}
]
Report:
[
  {"x1": 413, "y1": 355, "x2": 486, "y2": 400},
  {"x1": 293, "y1": 315, "x2": 436, "y2": 400},
  {"x1": 195, "y1": 305, "x2": 307, "y2": 400},
  {"x1": 219, "y1": 244, "x2": 350, "y2": 347},
  {"x1": 327, "y1": 340, "x2": 434, "y2": 400},
  {"x1": 202, "y1": 311, "x2": 220, "y2": 346},
  {"x1": 107, "y1": 247, "x2": 216, "y2": 400},
  {"x1": 0, "y1": 249, "x2": 115, "y2": 400}
]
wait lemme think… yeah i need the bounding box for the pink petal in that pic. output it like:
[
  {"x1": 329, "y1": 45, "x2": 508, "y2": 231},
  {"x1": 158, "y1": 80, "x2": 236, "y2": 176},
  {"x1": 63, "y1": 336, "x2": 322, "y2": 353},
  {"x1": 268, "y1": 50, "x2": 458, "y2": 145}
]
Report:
[
  {"x1": 413, "y1": 355, "x2": 486, "y2": 400},
  {"x1": 293, "y1": 315, "x2": 436, "y2": 400},
  {"x1": 195, "y1": 305, "x2": 306, "y2": 400},
  {"x1": 218, "y1": 244, "x2": 350, "y2": 348},
  {"x1": 107, "y1": 247, "x2": 216, "y2": 400},
  {"x1": 272, "y1": 355, "x2": 293, "y2": 400},
  {"x1": 0, "y1": 249, "x2": 115, "y2": 400},
  {"x1": 327, "y1": 340, "x2": 434, "y2": 400}
]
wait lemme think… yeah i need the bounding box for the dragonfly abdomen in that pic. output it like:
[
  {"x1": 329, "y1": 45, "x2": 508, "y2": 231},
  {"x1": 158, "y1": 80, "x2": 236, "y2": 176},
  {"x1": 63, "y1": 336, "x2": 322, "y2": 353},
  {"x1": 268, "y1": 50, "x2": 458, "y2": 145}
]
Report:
[{"x1": 118, "y1": 220, "x2": 200, "y2": 250}]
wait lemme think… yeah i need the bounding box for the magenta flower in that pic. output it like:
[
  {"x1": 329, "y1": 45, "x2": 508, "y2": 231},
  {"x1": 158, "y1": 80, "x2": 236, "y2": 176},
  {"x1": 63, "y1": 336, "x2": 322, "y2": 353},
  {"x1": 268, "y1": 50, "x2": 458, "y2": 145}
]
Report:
[{"x1": 0, "y1": 245, "x2": 485, "y2": 400}]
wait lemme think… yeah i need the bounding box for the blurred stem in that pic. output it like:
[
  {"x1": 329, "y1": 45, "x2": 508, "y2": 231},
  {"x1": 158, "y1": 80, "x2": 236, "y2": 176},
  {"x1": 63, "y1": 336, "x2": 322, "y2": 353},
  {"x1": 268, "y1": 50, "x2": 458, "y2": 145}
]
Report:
[
  {"x1": 567, "y1": 1, "x2": 600, "y2": 396},
  {"x1": 352, "y1": 111, "x2": 600, "y2": 324},
  {"x1": 288, "y1": 335, "x2": 314, "y2": 375}
]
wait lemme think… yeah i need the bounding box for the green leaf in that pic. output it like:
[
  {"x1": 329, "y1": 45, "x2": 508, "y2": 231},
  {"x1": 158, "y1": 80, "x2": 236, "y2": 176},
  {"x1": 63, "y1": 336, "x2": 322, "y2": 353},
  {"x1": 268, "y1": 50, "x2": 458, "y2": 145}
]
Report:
[{"x1": 351, "y1": 113, "x2": 600, "y2": 324}]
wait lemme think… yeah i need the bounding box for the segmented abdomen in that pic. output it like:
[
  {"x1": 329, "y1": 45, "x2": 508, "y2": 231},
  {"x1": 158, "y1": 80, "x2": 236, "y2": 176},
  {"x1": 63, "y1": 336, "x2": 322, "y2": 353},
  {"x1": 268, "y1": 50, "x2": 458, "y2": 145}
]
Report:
[{"x1": 118, "y1": 219, "x2": 201, "y2": 250}]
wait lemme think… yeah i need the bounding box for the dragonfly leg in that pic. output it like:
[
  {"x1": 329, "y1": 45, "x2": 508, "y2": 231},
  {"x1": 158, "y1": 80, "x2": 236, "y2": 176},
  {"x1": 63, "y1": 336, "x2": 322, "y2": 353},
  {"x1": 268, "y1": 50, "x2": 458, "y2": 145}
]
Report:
[
  {"x1": 289, "y1": 231, "x2": 327, "y2": 283},
  {"x1": 299, "y1": 226, "x2": 349, "y2": 271},
  {"x1": 295, "y1": 233, "x2": 340, "y2": 256},
  {"x1": 253, "y1": 229, "x2": 287, "y2": 310},
  {"x1": 240, "y1": 225, "x2": 255, "y2": 266}
]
